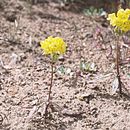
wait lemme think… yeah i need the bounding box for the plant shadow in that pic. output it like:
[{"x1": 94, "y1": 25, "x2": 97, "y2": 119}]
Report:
[{"x1": 97, "y1": 89, "x2": 130, "y2": 102}]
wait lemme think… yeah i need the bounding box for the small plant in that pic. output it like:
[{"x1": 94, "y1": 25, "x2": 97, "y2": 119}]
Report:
[
  {"x1": 40, "y1": 36, "x2": 66, "y2": 120},
  {"x1": 61, "y1": 0, "x2": 81, "y2": 4},
  {"x1": 83, "y1": 6, "x2": 105, "y2": 16},
  {"x1": 80, "y1": 61, "x2": 97, "y2": 72},
  {"x1": 107, "y1": 8, "x2": 130, "y2": 95}
]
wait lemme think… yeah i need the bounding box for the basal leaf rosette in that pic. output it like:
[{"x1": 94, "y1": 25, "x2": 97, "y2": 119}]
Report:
[
  {"x1": 40, "y1": 36, "x2": 66, "y2": 61},
  {"x1": 107, "y1": 9, "x2": 130, "y2": 33}
]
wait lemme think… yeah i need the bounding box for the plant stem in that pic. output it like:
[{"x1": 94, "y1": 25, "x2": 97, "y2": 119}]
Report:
[
  {"x1": 116, "y1": 36, "x2": 122, "y2": 95},
  {"x1": 44, "y1": 61, "x2": 54, "y2": 120}
]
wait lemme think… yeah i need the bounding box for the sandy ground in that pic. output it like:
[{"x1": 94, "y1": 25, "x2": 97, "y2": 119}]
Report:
[{"x1": 0, "y1": 0, "x2": 130, "y2": 130}]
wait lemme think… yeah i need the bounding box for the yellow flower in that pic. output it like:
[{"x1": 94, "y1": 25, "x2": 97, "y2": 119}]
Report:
[
  {"x1": 40, "y1": 36, "x2": 66, "y2": 56},
  {"x1": 107, "y1": 8, "x2": 130, "y2": 33}
]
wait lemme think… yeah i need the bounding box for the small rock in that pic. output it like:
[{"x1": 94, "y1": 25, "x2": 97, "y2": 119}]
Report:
[
  {"x1": 78, "y1": 93, "x2": 94, "y2": 103},
  {"x1": 31, "y1": 100, "x2": 38, "y2": 106},
  {"x1": 59, "y1": 55, "x2": 65, "y2": 62}
]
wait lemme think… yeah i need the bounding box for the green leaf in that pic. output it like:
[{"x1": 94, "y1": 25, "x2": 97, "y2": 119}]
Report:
[
  {"x1": 80, "y1": 61, "x2": 97, "y2": 72},
  {"x1": 57, "y1": 66, "x2": 72, "y2": 75},
  {"x1": 128, "y1": 73, "x2": 130, "y2": 77},
  {"x1": 51, "y1": 54, "x2": 59, "y2": 62},
  {"x1": 57, "y1": 66, "x2": 65, "y2": 75}
]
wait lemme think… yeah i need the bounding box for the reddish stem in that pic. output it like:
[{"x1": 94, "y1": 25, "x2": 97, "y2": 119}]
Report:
[
  {"x1": 116, "y1": 36, "x2": 122, "y2": 95},
  {"x1": 44, "y1": 62, "x2": 54, "y2": 120}
]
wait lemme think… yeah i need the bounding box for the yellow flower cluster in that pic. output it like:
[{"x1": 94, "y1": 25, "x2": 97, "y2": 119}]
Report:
[
  {"x1": 107, "y1": 8, "x2": 130, "y2": 33},
  {"x1": 40, "y1": 36, "x2": 66, "y2": 55}
]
